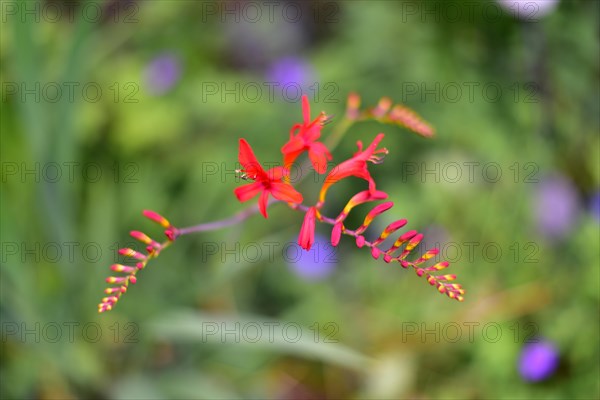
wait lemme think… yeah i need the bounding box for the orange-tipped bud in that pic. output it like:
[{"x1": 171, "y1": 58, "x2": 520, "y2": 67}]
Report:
[
  {"x1": 143, "y1": 210, "x2": 171, "y2": 229},
  {"x1": 425, "y1": 260, "x2": 449, "y2": 271},
  {"x1": 412, "y1": 249, "x2": 440, "y2": 265},
  {"x1": 119, "y1": 248, "x2": 147, "y2": 260},
  {"x1": 398, "y1": 233, "x2": 424, "y2": 259},
  {"x1": 389, "y1": 105, "x2": 435, "y2": 138},
  {"x1": 130, "y1": 230, "x2": 161, "y2": 249},
  {"x1": 110, "y1": 264, "x2": 136, "y2": 273},
  {"x1": 437, "y1": 274, "x2": 456, "y2": 281},
  {"x1": 356, "y1": 202, "x2": 394, "y2": 235},
  {"x1": 386, "y1": 230, "x2": 418, "y2": 255},
  {"x1": 346, "y1": 92, "x2": 361, "y2": 120},
  {"x1": 372, "y1": 219, "x2": 408, "y2": 247},
  {"x1": 372, "y1": 97, "x2": 392, "y2": 118},
  {"x1": 106, "y1": 276, "x2": 127, "y2": 284},
  {"x1": 331, "y1": 222, "x2": 343, "y2": 247}
]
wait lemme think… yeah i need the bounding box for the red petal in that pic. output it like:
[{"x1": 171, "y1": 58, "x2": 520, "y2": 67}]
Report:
[
  {"x1": 239, "y1": 139, "x2": 266, "y2": 179},
  {"x1": 258, "y1": 190, "x2": 270, "y2": 218},
  {"x1": 303, "y1": 123, "x2": 320, "y2": 142},
  {"x1": 308, "y1": 142, "x2": 332, "y2": 174},
  {"x1": 281, "y1": 136, "x2": 306, "y2": 170},
  {"x1": 267, "y1": 166, "x2": 288, "y2": 181},
  {"x1": 283, "y1": 149, "x2": 305, "y2": 172},
  {"x1": 301, "y1": 95, "x2": 311, "y2": 124},
  {"x1": 270, "y1": 182, "x2": 303, "y2": 204},
  {"x1": 281, "y1": 135, "x2": 305, "y2": 154},
  {"x1": 234, "y1": 182, "x2": 263, "y2": 202}
]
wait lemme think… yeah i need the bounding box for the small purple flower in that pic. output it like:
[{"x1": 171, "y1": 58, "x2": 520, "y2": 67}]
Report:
[
  {"x1": 589, "y1": 190, "x2": 600, "y2": 221},
  {"x1": 518, "y1": 339, "x2": 559, "y2": 382},
  {"x1": 534, "y1": 173, "x2": 579, "y2": 240},
  {"x1": 286, "y1": 234, "x2": 337, "y2": 281},
  {"x1": 144, "y1": 53, "x2": 181, "y2": 95},
  {"x1": 265, "y1": 56, "x2": 315, "y2": 94}
]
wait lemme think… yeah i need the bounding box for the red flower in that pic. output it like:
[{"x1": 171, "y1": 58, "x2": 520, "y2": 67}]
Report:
[
  {"x1": 298, "y1": 206, "x2": 317, "y2": 250},
  {"x1": 234, "y1": 139, "x2": 303, "y2": 218},
  {"x1": 319, "y1": 133, "x2": 388, "y2": 204},
  {"x1": 281, "y1": 95, "x2": 332, "y2": 174}
]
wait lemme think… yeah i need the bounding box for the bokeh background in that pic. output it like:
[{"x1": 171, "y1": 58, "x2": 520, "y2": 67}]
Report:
[{"x1": 1, "y1": 0, "x2": 599, "y2": 399}]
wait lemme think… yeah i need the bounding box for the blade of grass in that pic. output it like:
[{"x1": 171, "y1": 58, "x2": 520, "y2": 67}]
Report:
[{"x1": 148, "y1": 310, "x2": 374, "y2": 373}]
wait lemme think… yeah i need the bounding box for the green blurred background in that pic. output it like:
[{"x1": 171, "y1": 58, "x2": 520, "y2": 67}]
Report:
[{"x1": 1, "y1": 1, "x2": 599, "y2": 399}]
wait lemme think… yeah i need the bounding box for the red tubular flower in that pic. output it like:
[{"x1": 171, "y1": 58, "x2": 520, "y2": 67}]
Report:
[
  {"x1": 282, "y1": 95, "x2": 332, "y2": 174},
  {"x1": 298, "y1": 206, "x2": 317, "y2": 250},
  {"x1": 235, "y1": 139, "x2": 303, "y2": 218},
  {"x1": 319, "y1": 133, "x2": 388, "y2": 204}
]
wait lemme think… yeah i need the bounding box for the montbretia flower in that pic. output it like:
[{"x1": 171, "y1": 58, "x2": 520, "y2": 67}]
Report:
[
  {"x1": 235, "y1": 139, "x2": 303, "y2": 218},
  {"x1": 319, "y1": 133, "x2": 388, "y2": 205},
  {"x1": 298, "y1": 206, "x2": 317, "y2": 250},
  {"x1": 98, "y1": 210, "x2": 178, "y2": 313},
  {"x1": 97, "y1": 90, "x2": 464, "y2": 314},
  {"x1": 282, "y1": 95, "x2": 332, "y2": 174}
]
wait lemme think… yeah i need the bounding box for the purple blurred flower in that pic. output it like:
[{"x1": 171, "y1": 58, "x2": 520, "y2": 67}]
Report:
[
  {"x1": 265, "y1": 56, "x2": 315, "y2": 93},
  {"x1": 534, "y1": 173, "x2": 579, "y2": 240},
  {"x1": 144, "y1": 53, "x2": 181, "y2": 95},
  {"x1": 589, "y1": 190, "x2": 600, "y2": 221},
  {"x1": 497, "y1": 0, "x2": 560, "y2": 20},
  {"x1": 518, "y1": 339, "x2": 559, "y2": 382},
  {"x1": 286, "y1": 234, "x2": 337, "y2": 281}
]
